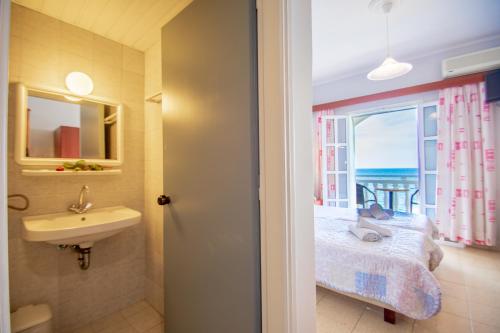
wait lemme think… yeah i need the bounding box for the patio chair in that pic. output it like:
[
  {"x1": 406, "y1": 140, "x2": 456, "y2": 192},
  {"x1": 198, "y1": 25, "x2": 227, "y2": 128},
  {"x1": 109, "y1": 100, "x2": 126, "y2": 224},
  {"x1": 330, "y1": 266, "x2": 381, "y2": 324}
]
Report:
[
  {"x1": 410, "y1": 189, "x2": 420, "y2": 213},
  {"x1": 356, "y1": 183, "x2": 377, "y2": 208}
]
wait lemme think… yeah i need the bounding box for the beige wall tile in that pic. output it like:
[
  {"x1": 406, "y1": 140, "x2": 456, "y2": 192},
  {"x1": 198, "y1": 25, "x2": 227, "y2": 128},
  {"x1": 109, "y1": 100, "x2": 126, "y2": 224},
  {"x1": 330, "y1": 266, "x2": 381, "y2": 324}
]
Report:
[
  {"x1": 123, "y1": 47, "x2": 145, "y2": 75},
  {"x1": 92, "y1": 34, "x2": 123, "y2": 69},
  {"x1": 143, "y1": 41, "x2": 164, "y2": 315},
  {"x1": 8, "y1": 4, "x2": 146, "y2": 332}
]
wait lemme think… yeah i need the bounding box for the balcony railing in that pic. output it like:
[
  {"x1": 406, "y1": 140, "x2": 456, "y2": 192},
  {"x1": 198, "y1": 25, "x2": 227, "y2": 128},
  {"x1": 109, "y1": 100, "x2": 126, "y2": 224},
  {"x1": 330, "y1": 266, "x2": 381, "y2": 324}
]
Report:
[{"x1": 356, "y1": 174, "x2": 420, "y2": 213}]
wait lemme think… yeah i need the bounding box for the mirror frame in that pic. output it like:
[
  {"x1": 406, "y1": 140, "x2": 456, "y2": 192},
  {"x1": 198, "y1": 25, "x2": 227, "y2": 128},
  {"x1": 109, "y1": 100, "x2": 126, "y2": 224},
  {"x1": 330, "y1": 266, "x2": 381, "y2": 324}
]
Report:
[{"x1": 14, "y1": 82, "x2": 124, "y2": 166}]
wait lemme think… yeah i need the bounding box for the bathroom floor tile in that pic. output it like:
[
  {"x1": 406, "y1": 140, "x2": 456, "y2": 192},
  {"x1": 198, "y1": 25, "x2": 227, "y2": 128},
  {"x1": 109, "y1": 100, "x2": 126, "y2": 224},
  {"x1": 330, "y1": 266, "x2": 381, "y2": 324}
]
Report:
[
  {"x1": 84, "y1": 300, "x2": 163, "y2": 333},
  {"x1": 121, "y1": 300, "x2": 152, "y2": 318},
  {"x1": 72, "y1": 326, "x2": 94, "y2": 333},
  {"x1": 125, "y1": 306, "x2": 163, "y2": 332},
  {"x1": 145, "y1": 323, "x2": 164, "y2": 333}
]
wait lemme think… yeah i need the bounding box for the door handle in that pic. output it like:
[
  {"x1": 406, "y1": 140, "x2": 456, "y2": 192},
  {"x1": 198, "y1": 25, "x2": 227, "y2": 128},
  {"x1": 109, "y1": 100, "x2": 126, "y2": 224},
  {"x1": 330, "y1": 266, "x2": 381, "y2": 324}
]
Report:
[{"x1": 157, "y1": 195, "x2": 171, "y2": 205}]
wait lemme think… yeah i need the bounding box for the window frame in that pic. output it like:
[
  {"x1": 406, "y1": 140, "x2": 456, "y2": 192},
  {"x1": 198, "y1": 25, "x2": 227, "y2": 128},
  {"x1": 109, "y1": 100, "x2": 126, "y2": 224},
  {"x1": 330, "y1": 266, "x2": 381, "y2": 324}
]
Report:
[{"x1": 321, "y1": 115, "x2": 350, "y2": 207}]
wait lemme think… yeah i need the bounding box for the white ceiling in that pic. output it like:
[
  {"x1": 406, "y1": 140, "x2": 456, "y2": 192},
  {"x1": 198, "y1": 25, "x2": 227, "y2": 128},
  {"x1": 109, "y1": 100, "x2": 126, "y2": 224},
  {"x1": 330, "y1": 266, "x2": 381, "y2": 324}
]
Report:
[
  {"x1": 13, "y1": 0, "x2": 192, "y2": 51},
  {"x1": 312, "y1": 0, "x2": 500, "y2": 84}
]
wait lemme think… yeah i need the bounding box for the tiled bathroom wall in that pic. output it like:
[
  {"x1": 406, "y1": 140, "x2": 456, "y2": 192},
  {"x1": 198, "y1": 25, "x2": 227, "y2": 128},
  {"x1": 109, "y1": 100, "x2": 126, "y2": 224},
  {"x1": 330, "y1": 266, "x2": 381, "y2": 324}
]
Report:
[
  {"x1": 7, "y1": 4, "x2": 146, "y2": 332},
  {"x1": 144, "y1": 41, "x2": 165, "y2": 315}
]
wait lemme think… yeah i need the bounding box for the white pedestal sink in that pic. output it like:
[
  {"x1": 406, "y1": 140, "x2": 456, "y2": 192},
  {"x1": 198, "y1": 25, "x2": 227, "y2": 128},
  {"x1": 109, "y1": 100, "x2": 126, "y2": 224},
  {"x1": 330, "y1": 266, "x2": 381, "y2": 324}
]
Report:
[{"x1": 22, "y1": 206, "x2": 142, "y2": 248}]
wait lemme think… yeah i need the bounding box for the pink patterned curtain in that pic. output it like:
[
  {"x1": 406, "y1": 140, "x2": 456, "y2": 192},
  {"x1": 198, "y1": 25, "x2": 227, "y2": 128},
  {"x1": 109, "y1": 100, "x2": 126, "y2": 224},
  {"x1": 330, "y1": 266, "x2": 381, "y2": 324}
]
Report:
[
  {"x1": 313, "y1": 109, "x2": 335, "y2": 204},
  {"x1": 436, "y1": 82, "x2": 496, "y2": 246}
]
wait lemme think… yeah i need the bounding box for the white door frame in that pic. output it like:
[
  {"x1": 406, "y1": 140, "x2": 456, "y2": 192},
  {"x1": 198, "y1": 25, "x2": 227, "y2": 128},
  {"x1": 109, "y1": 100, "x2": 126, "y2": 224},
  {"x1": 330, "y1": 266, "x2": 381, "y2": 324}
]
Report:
[
  {"x1": 0, "y1": 0, "x2": 316, "y2": 332},
  {"x1": 257, "y1": 0, "x2": 316, "y2": 332},
  {"x1": 0, "y1": 0, "x2": 11, "y2": 332}
]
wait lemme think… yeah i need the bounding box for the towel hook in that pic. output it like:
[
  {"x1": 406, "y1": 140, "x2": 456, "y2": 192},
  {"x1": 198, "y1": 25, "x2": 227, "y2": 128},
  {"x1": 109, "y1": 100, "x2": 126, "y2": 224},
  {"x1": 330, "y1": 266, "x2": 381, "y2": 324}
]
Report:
[{"x1": 8, "y1": 194, "x2": 30, "y2": 211}]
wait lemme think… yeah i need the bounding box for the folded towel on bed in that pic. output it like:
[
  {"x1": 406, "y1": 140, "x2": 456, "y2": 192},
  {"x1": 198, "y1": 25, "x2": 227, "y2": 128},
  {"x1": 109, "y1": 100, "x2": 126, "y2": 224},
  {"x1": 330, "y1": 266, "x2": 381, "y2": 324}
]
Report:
[
  {"x1": 358, "y1": 207, "x2": 394, "y2": 219},
  {"x1": 358, "y1": 217, "x2": 393, "y2": 237},
  {"x1": 369, "y1": 203, "x2": 392, "y2": 220},
  {"x1": 358, "y1": 208, "x2": 373, "y2": 217},
  {"x1": 348, "y1": 224, "x2": 382, "y2": 242}
]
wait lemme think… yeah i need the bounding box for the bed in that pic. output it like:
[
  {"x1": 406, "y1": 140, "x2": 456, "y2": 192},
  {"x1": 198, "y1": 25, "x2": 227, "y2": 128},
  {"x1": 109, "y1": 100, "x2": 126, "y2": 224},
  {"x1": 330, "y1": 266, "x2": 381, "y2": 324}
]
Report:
[{"x1": 314, "y1": 205, "x2": 443, "y2": 323}]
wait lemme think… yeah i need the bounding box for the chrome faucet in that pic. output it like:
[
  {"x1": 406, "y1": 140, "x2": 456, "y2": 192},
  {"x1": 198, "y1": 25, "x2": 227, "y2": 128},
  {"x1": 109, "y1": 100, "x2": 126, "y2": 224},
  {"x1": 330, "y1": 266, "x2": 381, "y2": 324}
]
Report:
[{"x1": 69, "y1": 185, "x2": 93, "y2": 214}]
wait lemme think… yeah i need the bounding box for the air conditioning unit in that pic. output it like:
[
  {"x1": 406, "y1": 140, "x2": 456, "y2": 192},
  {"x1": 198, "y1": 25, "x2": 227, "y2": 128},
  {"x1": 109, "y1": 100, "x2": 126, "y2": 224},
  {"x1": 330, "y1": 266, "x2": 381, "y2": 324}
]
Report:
[{"x1": 442, "y1": 46, "x2": 500, "y2": 78}]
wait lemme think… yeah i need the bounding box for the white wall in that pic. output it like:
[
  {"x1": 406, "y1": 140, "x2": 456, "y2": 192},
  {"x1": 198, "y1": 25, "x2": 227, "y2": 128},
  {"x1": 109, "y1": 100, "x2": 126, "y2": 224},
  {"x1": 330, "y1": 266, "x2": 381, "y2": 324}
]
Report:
[
  {"x1": 0, "y1": 0, "x2": 11, "y2": 332},
  {"x1": 313, "y1": 36, "x2": 500, "y2": 104}
]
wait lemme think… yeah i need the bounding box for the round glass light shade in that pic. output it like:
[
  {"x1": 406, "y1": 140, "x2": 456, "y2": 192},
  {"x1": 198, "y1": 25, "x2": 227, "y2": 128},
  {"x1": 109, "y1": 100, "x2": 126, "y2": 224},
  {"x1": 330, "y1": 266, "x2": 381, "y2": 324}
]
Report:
[
  {"x1": 367, "y1": 57, "x2": 413, "y2": 81},
  {"x1": 65, "y1": 72, "x2": 94, "y2": 95}
]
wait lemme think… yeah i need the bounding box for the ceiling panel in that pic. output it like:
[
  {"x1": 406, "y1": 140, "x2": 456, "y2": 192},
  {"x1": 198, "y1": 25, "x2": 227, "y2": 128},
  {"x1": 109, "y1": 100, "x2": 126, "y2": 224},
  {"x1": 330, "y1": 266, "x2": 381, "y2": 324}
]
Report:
[
  {"x1": 13, "y1": 0, "x2": 192, "y2": 52},
  {"x1": 312, "y1": 0, "x2": 500, "y2": 84}
]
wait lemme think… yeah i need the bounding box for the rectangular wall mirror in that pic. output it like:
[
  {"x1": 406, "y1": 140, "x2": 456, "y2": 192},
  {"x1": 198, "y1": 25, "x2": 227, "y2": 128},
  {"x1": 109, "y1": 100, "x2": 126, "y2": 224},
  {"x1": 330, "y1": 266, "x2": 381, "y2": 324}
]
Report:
[{"x1": 14, "y1": 83, "x2": 123, "y2": 166}]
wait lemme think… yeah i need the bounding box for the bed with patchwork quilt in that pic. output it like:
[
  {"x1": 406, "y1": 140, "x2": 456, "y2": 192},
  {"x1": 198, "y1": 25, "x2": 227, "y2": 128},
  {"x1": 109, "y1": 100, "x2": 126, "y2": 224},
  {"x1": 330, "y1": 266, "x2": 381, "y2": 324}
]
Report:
[{"x1": 315, "y1": 206, "x2": 443, "y2": 322}]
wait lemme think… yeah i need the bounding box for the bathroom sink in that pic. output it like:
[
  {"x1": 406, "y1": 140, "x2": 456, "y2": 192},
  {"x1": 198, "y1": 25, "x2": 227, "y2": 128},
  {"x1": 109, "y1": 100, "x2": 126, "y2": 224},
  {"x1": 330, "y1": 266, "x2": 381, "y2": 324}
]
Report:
[{"x1": 22, "y1": 206, "x2": 141, "y2": 248}]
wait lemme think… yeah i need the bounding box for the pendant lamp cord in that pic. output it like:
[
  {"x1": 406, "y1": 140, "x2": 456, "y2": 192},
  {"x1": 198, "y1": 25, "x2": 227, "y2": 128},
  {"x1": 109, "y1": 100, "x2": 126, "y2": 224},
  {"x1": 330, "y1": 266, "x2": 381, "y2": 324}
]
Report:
[{"x1": 385, "y1": 13, "x2": 390, "y2": 57}]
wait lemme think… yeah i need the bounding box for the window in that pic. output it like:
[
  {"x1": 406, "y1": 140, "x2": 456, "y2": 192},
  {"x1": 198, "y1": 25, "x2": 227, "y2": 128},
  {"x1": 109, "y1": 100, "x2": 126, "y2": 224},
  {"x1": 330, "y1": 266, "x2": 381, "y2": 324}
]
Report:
[{"x1": 321, "y1": 116, "x2": 349, "y2": 207}]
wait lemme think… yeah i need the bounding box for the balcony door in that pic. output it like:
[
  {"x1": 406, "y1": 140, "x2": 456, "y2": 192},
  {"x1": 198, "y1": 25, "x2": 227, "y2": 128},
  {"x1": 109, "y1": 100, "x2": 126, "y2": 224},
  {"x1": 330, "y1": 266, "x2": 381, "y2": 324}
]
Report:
[{"x1": 352, "y1": 108, "x2": 419, "y2": 213}]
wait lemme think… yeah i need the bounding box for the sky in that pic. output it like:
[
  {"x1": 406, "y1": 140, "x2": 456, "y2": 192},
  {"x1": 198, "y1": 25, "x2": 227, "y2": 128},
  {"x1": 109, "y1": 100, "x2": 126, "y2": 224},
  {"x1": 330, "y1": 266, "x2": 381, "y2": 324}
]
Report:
[{"x1": 354, "y1": 109, "x2": 418, "y2": 169}]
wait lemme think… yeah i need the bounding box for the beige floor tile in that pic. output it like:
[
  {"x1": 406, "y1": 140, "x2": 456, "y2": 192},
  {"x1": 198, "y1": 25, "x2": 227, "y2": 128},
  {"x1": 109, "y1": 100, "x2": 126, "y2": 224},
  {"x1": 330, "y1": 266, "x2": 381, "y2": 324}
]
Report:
[
  {"x1": 439, "y1": 280, "x2": 467, "y2": 300},
  {"x1": 472, "y1": 321, "x2": 500, "y2": 333},
  {"x1": 126, "y1": 306, "x2": 163, "y2": 333},
  {"x1": 414, "y1": 312, "x2": 471, "y2": 333},
  {"x1": 433, "y1": 263, "x2": 465, "y2": 285},
  {"x1": 353, "y1": 309, "x2": 413, "y2": 333},
  {"x1": 316, "y1": 292, "x2": 365, "y2": 332},
  {"x1": 459, "y1": 248, "x2": 500, "y2": 270},
  {"x1": 441, "y1": 295, "x2": 469, "y2": 318},
  {"x1": 316, "y1": 311, "x2": 357, "y2": 333},
  {"x1": 469, "y1": 302, "x2": 500, "y2": 328},
  {"x1": 466, "y1": 287, "x2": 500, "y2": 309}
]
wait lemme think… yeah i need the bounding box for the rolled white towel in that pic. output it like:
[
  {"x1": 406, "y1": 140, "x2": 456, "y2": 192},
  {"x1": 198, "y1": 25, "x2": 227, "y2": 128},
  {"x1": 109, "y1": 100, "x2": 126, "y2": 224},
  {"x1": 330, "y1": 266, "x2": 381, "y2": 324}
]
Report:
[
  {"x1": 348, "y1": 224, "x2": 382, "y2": 242},
  {"x1": 358, "y1": 217, "x2": 393, "y2": 237}
]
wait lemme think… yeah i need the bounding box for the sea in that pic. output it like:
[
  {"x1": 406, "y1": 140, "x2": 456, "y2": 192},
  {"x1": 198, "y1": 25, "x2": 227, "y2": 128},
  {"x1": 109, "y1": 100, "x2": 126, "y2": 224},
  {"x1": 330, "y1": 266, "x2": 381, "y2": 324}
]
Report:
[{"x1": 355, "y1": 168, "x2": 419, "y2": 178}]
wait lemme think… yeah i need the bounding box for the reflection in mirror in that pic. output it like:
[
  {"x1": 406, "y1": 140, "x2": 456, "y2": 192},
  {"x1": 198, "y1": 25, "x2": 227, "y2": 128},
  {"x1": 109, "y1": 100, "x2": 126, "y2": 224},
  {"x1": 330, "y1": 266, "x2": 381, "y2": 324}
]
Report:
[{"x1": 26, "y1": 91, "x2": 118, "y2": 160}]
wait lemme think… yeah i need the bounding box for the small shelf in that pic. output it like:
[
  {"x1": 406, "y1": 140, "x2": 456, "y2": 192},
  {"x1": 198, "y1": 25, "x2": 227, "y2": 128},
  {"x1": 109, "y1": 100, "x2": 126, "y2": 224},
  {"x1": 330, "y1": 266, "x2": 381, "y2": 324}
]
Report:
[{"x1": 22, "y1": 169, "x2": 122, "y2": 176}]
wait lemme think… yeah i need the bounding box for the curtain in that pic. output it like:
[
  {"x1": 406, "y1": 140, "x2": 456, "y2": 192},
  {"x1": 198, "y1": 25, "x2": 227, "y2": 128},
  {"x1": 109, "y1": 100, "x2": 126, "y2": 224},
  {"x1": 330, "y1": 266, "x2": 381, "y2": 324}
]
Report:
[
  {"x1": 436, "y1": 82, "x2": 496, "y2": 246},
  {"x1": 313, "y1": 109, "x2": 335, "y2": 204}
]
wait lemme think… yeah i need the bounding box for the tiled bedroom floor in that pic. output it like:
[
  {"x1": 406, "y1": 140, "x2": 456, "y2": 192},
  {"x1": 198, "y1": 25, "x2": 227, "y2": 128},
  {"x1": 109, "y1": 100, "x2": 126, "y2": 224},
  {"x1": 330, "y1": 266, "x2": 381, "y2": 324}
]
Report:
[
  {"x1": 73, "y1": 301, "x2": 163, "y2": 333},
  {"x1": 317, "y1": 245, "x2": 500, "y2": 333}
]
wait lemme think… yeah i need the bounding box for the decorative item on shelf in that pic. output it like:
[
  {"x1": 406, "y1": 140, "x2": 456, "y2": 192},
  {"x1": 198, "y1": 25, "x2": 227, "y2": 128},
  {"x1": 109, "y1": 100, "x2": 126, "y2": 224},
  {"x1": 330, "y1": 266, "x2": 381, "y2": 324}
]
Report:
[{"x1": 57, "y1": 160, "x2": 105, "y2": 172}]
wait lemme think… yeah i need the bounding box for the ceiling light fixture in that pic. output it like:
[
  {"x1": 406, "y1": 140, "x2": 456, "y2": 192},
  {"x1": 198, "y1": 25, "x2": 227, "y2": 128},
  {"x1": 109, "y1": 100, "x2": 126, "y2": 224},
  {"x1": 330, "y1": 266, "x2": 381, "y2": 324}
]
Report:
[
  {"x1": 367, "y1": 0, "x2": 412, "y2": 81},
  {"x1": 65, "y1": 72, "x2": 94, "y2": 95}
]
